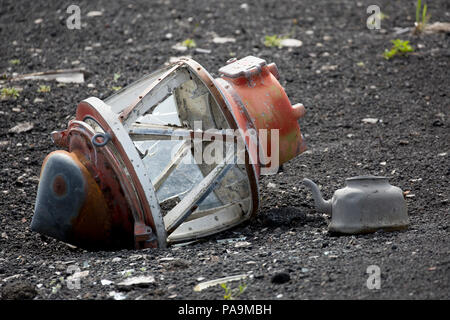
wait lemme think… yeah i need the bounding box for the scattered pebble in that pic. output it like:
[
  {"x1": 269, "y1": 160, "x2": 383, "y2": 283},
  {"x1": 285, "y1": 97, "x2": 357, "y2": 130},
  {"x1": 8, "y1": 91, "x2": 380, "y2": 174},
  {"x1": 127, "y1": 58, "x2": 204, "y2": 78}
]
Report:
[
  {"x1": 0, "y1": 141, "x2": 10, "y2": 149},
  {"x1": 267, "y1": 182, "x2": 277, "y2": 188},
  {"x1": 240, "y1": 3, "x2": 249, "y2": 10}
]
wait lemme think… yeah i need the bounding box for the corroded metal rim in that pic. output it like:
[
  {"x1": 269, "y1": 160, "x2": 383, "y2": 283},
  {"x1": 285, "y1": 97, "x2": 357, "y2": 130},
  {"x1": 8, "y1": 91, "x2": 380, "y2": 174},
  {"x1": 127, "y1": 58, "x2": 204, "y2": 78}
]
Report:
[{"x1": 76, "y1": 98, "x2": 167, "y2": 248}]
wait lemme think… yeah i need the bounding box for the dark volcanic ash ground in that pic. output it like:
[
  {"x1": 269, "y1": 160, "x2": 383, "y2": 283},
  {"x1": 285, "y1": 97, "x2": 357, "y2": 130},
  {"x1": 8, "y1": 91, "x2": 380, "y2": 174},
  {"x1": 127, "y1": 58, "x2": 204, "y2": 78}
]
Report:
[{"x1": 0, "y1": 0, "x2": 449, "y2": 300}]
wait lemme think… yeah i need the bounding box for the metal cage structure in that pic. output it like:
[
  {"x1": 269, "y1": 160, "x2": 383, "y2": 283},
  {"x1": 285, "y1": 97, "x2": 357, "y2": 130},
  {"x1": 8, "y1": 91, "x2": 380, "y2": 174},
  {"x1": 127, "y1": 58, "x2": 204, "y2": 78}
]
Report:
[{"x1": 31, "y1": 56, "x2": 307, "y2": 249}]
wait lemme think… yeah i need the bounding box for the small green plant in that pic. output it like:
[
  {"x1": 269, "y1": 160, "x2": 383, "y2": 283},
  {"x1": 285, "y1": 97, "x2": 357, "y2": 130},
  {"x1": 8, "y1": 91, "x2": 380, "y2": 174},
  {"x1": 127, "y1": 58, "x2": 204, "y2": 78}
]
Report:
[
  {"x1": 383, "y1": 39, "x2": 414, "y2": 60},
  {"x1": 379, "y1": 12, "x2": 389, "y2": 20},
  {"x1": 182, "y1": 38, "x2": 196, "y2": 48},
  {"x1": 414, "y1": 0, "x2": 430, "y2": 33},
  {"x1": 221, "y1": 282, "x2": 247, "y2": 300},
  {"x1": 113, "y1": 73, "x2": 121, "y2": 82},
  {"x1": 264, "y1": 35, "x2": 285, "y2": 48},
  {"x1": 9, "y1": 59, "x2": 20, "y2": 65},
  {"x1": 37, "y1": 85, "x2": 51, "y2": 93},
  {"x1": 1, "y1": 87, "x2": 20, "y2": 99},
  {"x1": 111, "y1": 86, "x2": 122, "y2": 91}
]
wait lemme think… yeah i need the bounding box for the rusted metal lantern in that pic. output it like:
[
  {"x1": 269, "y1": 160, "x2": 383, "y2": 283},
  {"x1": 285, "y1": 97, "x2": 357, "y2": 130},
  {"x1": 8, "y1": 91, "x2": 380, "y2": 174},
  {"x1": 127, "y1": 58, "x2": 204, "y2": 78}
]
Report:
[{"x1": 31, "y1": 56, "x2": 307, "y2": 249}]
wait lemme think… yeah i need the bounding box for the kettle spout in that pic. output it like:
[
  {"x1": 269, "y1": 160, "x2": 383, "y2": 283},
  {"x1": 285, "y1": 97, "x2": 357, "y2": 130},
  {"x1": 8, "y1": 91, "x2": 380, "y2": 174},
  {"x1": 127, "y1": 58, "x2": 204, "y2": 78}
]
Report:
[{"x1": 302, "y1": 178, "x2": 332, "y2": 215}]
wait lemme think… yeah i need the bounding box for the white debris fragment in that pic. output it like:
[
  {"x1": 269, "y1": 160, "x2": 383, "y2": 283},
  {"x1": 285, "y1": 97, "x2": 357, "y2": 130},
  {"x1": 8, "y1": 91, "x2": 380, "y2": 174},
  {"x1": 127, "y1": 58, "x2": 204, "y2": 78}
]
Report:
[
  {"x1": 101, "y1": 279, "x2": 113, "y2": 286},
  {"x1": 320, "y1": 64, "x2": 338, "y2": 71},
  {"x1": 194, "y1": 274, "x2": 248, "y2": 292},
  {"x1": 109, "y1": 291, "x2": 127, "y2": 300},
  {"x1": 280, "y1": 38, "x2": 303, "y2": 48},
  {"x1": 0, "y1": 141, "x2": 10, "y2": 148},
  {"x1": 438, "y1": 152, "x2": 447, "y2": 157},
  {"x1": 267, "y1": 182, "x2": 277, "y2": 188},
  {"x1": 380, "y1": 161, "x2": 387, "y2": 166},
  {"x1": 159, "y1": 257, "x2": 175, "y2": 262},
  {"x1": 362, "y1": 118, "x2": 379, "y2": 124},
  {"x1": 172, "y1": 44, "x2": 188, "y2": 52},
  {"x1": 11, "y1": 69, "x2": 86, "y2": 83},
  {"x1": 117, "y1": 275, "x2": 155, "y2": 287},
  {"x1": 195, "y1": 48, "x2": 212, "y2": 54},
  {"x1": 70, "y1": 270, "x2": 89, "y2": 279},
  {"x1": 2, "y1": 274, "x2": 20, "y2": 282},
  {"x1": 87, "y1": 11, "x2": 103, "y2": 17},
  {"x1": 213, "y1": 37, "x2": 236, "y2": 44},
  {"x1": 234, "y1": 241, "x2": 251, "y2": 248},
  {"x1": 34, "y1": 18, "x2": 43, "y2": 24},
  {"x1": 9, "y1": 122, "x2": 34, "y2": 134}
]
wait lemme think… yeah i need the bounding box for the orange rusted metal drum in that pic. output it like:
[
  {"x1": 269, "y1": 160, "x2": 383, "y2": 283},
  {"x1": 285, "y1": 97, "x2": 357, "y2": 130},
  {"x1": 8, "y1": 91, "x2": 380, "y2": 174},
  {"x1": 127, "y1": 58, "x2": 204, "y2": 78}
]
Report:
[{"x1": 214, "y1": 56, "x2": 307, "y2": 176}]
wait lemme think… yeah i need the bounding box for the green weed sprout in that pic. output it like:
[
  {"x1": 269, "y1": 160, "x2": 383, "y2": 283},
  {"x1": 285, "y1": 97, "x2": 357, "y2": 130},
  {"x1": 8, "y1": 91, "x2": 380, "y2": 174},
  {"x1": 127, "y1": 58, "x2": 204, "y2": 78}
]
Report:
[
  {"x1": 264, "y1": 35, "x2": 284, "y2": 48},
  {"x1": 221, "y1": 282, "x2": 247, "y2": 300},
  {"x1": 9, "y1": 59, "x2": 20, "y2": 65},
  {"x1": 182, "y1": 38, "x2": 196, "y2": 48},
  {"x1": 37, "y1": 85, "x2": 51, "y2": 93},
  {"x1": 415, "y1": 0, "x2": 430, "y2": 34},
  {"x1": 383, "y1": 39, "x2": 414, "y2": 60},
  {"x1": 1, "y1": 87, "x2": 20, "y2": 99}
]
